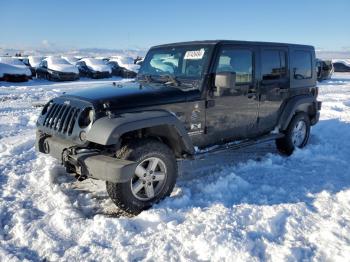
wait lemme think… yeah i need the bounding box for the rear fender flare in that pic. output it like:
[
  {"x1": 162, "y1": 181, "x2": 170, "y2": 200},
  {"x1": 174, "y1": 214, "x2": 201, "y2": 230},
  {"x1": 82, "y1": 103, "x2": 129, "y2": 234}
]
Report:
[{"x1": 278, "y1": 95, "x2": 317, "y2": 131}]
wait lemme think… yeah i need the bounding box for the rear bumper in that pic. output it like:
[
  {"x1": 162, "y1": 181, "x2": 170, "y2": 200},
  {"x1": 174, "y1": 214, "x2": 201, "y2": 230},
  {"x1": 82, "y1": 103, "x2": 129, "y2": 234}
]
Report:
[{"x1": 36, "y1": 132, "x2": 136, "y2": 183}]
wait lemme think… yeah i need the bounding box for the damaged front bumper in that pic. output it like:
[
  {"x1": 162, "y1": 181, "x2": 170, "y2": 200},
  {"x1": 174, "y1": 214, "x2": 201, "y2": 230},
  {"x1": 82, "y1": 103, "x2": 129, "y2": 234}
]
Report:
[{"x1": 35, "y1": 132, "x2": 137, "y2": 183}]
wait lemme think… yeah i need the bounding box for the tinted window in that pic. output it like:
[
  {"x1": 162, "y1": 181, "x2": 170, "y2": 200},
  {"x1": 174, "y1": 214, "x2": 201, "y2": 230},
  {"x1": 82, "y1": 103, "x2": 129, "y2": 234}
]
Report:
[
  {"x1": 216, "y1": 49, "x2": 253, "y2": 84},
  {"x1": 292, "y1": 51, "x2": 312, "y2": 79},
  {"x1": 261, "y1": 50, "x2": 287, "y2": 80}
]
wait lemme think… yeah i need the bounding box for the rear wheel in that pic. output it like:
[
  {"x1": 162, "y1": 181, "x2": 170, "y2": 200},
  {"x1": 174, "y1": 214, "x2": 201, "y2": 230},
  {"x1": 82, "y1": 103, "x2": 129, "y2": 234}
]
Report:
[
  {"x1": 276, "y1": 113, "x2": 311, "y2": 155},
  {"x1": 106, "y1": 139, "x2": 178, "y2": 216}
]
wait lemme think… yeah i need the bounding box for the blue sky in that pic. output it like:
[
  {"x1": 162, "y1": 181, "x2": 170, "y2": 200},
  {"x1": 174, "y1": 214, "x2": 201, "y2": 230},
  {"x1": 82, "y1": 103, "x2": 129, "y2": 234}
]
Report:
[{"x1": 1, "y1": 0, "x2": 349, "y2": 51}]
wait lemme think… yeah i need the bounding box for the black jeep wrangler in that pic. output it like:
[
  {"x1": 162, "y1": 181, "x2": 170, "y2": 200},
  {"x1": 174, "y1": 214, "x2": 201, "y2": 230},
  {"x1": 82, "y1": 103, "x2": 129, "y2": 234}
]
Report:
[{"x1": 36, "y1": 40, "x2": 321, "y2": 215}]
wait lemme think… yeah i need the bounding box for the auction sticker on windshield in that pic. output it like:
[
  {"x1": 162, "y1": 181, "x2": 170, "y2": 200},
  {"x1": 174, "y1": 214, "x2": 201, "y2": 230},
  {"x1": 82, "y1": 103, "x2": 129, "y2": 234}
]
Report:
[{"x1": 184, "y1": 48, "x2": 205, "y2": 60}]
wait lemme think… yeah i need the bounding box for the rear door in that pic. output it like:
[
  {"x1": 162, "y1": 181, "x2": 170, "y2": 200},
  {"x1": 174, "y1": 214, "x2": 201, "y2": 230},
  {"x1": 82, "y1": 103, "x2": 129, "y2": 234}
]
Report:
[{"x1": 258, "y1": 47, "x2": 289, "y2": 133}]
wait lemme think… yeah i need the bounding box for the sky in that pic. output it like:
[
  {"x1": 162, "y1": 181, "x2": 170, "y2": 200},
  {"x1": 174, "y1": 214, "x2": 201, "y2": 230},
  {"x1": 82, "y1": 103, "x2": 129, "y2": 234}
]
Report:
[{"x1": 1, "y1": 0, "x2": 349, "y2": 52}]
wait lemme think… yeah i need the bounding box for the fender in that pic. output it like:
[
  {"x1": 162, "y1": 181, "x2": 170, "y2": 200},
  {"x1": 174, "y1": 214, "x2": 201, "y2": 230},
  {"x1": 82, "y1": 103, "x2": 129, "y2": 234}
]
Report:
[
  {"x1": 86, "y1": 110, "x2": 195, "y2": 155},
  {"x1": 278, "y1": 94, "x2": 317, "y2": 130}
]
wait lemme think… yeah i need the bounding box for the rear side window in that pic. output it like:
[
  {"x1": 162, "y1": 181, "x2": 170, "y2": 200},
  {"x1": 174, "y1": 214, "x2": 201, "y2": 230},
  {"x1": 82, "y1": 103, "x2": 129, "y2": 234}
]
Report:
[
  {"x1": 292, "y1": 51, "x2": 312, "y2": 79},
  {"x1": 261, "y1": 50, "x2": 287, "y2": 80},
  {"x1": 215, "y1": 49, "x2": 253, "y2": 84}
]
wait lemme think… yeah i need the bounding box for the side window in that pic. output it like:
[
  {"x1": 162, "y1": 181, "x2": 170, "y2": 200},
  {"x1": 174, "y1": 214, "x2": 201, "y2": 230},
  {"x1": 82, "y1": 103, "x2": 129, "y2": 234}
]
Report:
[
  {"x1": 292, "y1": 51, "x2": 312, "y2": 79},
  {"x1": 261, "y1": 50, "x2": 287, "y2": 80},
  {"x1": 215, "y1": 49, "x2": 253, "y2": 84}
]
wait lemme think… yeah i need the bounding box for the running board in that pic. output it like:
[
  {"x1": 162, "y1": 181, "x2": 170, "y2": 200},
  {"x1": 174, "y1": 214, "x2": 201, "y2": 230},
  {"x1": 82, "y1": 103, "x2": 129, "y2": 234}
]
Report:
[{"x1": 193, "y1": 133, "x2": 284, "y2": 159}]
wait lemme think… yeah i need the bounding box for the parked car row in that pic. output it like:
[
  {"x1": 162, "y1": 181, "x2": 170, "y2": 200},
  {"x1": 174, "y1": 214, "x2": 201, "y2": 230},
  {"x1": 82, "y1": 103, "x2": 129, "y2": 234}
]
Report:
[{"x1": 0, "y1": 55, "x2": 142, "y2": 82}]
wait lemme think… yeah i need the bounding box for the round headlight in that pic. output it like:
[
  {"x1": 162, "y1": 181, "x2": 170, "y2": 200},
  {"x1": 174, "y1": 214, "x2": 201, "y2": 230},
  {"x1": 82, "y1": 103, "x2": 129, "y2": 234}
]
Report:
[{"x1": 78, "y1": 107, "x2": 94, "y2": 128}]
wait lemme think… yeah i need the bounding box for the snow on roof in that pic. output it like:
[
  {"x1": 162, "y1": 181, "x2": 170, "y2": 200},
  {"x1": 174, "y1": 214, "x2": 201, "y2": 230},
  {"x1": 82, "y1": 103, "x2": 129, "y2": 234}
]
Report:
[
  {"x1": 81, "y1": 58, "x2": 107, "y2": 66},
  {"x1": 80, "y1": 58, "x2": 112, "y2": 73},
  {"x1": 44, "y1": 56, "x2": 79, "y2": 74},
  {"x1": 28, "y1": 56, "x2": 45, "y2": 67},
  {"x1": 0, "y1": 57, "x2": 26, "y2": 66}
]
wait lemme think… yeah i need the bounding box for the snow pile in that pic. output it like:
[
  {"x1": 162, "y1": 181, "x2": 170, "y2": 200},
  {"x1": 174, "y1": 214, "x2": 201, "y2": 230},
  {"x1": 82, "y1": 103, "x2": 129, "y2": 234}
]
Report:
[
  {"x1": 0, "y1": 57, "x2": 32, "y2": 77},
  {"x1": 0, "y1": 74, "x2": 350, "y2": 260},
  {"x1": 45, "y1": 56, "x2": 79, "y2": 74},
  {"x1": 80, "y1": 58, "x2": 112, "y2": 73}
]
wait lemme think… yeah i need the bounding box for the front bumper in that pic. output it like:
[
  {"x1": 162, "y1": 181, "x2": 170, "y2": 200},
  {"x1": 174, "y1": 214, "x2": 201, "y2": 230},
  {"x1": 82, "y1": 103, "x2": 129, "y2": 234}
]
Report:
[{"x1": 36, "y1": 132, "x2": 137, "y2": 183}]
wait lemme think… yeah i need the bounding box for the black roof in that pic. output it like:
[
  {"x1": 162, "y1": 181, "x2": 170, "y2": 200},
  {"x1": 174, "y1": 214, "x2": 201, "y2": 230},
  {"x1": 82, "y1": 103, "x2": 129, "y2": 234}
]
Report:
[{"x1": 152, "y1": 40, "x2": 314, "y2": 49}]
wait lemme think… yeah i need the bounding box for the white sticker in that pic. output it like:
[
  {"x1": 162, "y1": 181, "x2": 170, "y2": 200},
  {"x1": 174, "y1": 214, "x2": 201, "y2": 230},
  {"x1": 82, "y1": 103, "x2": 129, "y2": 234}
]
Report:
[{"x1": 184, "y1": 48, "x2": 205, "y2": 60}]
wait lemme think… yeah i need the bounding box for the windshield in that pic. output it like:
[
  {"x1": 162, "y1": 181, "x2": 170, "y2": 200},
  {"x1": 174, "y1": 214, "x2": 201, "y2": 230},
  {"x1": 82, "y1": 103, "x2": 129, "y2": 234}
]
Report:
[{"x1": 139, "y1": 45, "x2": 213, "y2": 89}]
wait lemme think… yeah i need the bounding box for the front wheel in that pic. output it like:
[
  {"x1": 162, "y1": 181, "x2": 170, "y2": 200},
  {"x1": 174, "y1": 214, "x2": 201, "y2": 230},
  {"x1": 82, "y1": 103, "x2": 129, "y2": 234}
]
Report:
[
  {"x1": 106, "y1": 139, "x2": 178, "y2": 216},
  {"x1": 276, "y1": 113, "x2": 311, "y2": 155}
]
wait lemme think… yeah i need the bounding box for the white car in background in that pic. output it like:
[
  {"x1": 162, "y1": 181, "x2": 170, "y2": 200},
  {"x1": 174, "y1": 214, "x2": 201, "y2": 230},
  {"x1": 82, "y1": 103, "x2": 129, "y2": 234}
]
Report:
[
  {"x1": 36, "y1": 56, "x2": 80, "y2": 81},
  {"x1": 62, "y1": 56, "x2": 80, "y2": 65},
  {"x1": 111, "y1": 56, "x2": 140, "y2": 73},
  {"x1": 0, "y1": 57, "x2": 32, "y2": 82},
  {"x1": 28, "y1": 56, "x2": 45, "y2": 75},
  {"x1": 76, "y1": 58, "x2": 112, "y2": 78}
]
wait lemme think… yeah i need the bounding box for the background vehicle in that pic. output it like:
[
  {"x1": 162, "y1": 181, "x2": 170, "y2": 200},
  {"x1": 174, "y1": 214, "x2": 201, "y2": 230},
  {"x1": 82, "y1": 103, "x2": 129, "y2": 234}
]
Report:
[
  {"x1": 316, "y1": 59, "x2": 333, "y2": 81},
  {"x1": 107, "y1": 59, "x2": 137, "y2": 78},
  {"x1": 110, "y1": 56, "x2": 140, "y2": 76},
  {"x1": 76, "y1": 58, "x2": 112, "y2": 78},
  {"x1": 36, "y1": 40, "x2": 321, "y2": 216},
  {"x1": 61, "y1": 56, "x2": 80, "y2": 65},
  {"x1": 36, "y1": 56, "x2": 80, "y2": 81},
  {"x1": 332, "y1": 59, "x2": 350, "y2": 72},
  {"x1": 28, "y1": 56, "x2": 45, "y2": 76},
  {"x1": 0, "y1": 57, "x2": 32, "y2": 82}
]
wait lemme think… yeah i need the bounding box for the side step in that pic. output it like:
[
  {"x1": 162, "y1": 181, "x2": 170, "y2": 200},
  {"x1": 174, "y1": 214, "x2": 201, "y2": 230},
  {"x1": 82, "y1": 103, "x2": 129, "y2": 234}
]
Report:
[{"x1": 193, "y1": 133, "x2": 284, "y2": 160}]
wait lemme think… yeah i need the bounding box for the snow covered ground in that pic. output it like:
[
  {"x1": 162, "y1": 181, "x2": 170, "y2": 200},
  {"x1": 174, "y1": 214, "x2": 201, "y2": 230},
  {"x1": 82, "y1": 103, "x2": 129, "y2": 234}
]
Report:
[{"x1": 0, "y1": 74, "x2": 350, "y2": 261}]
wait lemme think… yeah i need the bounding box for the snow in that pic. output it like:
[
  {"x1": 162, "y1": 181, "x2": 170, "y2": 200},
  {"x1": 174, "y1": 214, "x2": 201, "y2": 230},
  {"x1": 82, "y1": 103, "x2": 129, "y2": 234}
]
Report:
[
  {"x1": 0, "y1": 73, "x2": 350, "y2": 261},
  {"x1": 28, "y1": 56, "x2": 45, "y2": 68},
  {"x1": 61, "y1": 56, "x2": 80, "y2": 65},
  {"x1": 45, "y1": 56, "x2": 79, "y2": 74},
  {"x1": 332, "y1": 59, "x2": 350, "y2": 67},
  {"x1": 110, "y1": 56, "x2": 140, "y2": 73},
  {"x1": 80, "y1": 58, "x2": 112, "y2": 73},
  {"x1": 0, "y1": 57, "x2": 32, "y2": 77}
]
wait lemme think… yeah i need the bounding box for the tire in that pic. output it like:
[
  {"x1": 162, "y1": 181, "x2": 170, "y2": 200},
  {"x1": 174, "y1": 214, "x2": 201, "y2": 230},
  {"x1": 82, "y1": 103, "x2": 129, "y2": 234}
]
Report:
[
  {"x1": 276, "y1": 112, "x2": 311, "y2": 156},
  {"x1": 106, "y1": 139, "x2": 178, "y2": 216}
]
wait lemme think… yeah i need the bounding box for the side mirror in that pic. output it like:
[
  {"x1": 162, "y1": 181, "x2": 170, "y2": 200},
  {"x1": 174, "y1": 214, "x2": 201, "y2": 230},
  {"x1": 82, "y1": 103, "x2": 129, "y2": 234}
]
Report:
[{"x1": 214, "y1": 72, "x2": 236, "y2": 96}]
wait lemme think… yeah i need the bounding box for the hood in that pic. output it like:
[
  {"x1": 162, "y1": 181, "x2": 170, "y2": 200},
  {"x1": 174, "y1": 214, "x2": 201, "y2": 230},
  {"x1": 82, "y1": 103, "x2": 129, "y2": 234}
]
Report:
[
  {"x1": 0, "y1": 62, "x2": 31, "y2": 77},
  {"x1": 48, "y1": 64, "x2": 79, "y2": 74},
  {"x1": 63, "y1": 81, "x2": 199, "y2": 110}
]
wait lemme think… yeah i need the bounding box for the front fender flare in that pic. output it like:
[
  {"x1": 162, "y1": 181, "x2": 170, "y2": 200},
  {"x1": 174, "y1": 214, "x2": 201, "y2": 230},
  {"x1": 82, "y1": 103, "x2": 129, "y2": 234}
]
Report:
[{"x1": 86, "y1": 110, "x2": 195, "y2": 155}]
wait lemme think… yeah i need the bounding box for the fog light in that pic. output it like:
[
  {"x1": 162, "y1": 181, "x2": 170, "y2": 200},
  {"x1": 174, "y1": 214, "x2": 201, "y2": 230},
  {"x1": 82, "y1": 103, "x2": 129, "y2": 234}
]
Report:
[{"x1": 79, "y1": 131, "x2": 87, "y2": 141}]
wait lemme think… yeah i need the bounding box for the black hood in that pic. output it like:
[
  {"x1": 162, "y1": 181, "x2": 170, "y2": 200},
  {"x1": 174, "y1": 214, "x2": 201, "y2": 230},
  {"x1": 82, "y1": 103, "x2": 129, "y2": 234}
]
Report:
[{"x1": 62, "y1": 81, "x2": 200, "y2": 110}]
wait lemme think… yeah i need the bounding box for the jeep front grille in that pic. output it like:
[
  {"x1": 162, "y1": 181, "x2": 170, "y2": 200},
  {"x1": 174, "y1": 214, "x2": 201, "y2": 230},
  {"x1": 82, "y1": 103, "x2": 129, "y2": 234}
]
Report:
[{"x1": 43, "y1": 103, "x2": 80, "y2": 135}]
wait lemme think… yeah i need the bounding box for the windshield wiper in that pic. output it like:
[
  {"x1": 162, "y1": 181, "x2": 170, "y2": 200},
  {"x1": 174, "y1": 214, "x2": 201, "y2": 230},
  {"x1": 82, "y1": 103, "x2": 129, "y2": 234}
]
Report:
[{"x1": 160, "y1": 74, "x2": 180, "y2": 86}]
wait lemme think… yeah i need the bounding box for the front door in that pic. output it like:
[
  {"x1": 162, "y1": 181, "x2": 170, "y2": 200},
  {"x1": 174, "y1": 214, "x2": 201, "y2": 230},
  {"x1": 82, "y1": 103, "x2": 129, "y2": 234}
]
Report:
[{"x1": 204, "y1": 45, "x2": 259, "y2": 145}]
